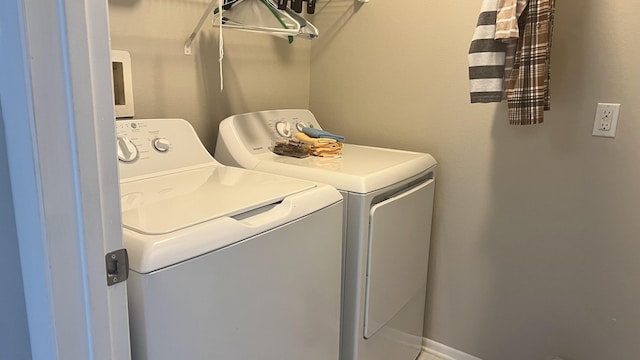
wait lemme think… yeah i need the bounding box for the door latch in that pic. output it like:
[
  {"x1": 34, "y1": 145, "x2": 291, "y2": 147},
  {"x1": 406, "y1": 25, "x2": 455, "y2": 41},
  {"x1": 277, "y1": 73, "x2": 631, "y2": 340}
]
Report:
[{"x1": 105, "y1": 249, "x2": 129, "y2": 286}]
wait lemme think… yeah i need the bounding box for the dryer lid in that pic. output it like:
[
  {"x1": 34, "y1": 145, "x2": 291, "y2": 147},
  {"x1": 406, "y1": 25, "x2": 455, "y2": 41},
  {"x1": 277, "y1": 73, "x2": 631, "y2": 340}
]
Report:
[{"x1": 120, "y1": 165, "x2": 315, "y2": 235}]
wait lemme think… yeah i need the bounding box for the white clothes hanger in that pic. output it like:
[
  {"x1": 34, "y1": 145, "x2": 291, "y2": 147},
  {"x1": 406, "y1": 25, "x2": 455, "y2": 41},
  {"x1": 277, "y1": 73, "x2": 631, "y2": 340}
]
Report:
[
  {"x1": 184, "y1": 0, "x2": 322, "y2": 56},
  {"x1": 213, "y1": 0, "x2": 301, "y2": 36},
  {"x1": 281, "y1": 5, "x2": 319, "y2": 40},
  {"x1": 182, "y1": 0, "x2": 320, "y2": 91},
  {"x1": 184, "y1": 0, "x2": 320, "y2": 55}
]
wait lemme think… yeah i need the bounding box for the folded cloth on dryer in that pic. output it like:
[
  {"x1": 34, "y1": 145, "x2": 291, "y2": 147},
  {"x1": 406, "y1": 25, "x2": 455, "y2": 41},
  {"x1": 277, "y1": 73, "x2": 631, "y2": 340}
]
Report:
[
  {"x1": 294, "y1": 132, "x2": 337, "y2": 146},
  {"x1": 301, "y1": 127, "x2": 345, "y2": 142},
  {"x1": 294, "y1": 132, "x2": 344, "y2": 157},
  {"x1": 311, "y1": 143, "x2": 343, "y2": 157}
]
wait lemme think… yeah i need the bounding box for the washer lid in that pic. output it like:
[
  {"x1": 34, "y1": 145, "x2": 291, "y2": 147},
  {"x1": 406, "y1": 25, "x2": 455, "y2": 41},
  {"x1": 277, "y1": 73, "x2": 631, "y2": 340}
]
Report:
[
  {"x1": 120, "y1": 165, "x2": 316, "y2": 235},
  {"x1": 254, "y1": 144, "x2": 436, "y2": 193}
]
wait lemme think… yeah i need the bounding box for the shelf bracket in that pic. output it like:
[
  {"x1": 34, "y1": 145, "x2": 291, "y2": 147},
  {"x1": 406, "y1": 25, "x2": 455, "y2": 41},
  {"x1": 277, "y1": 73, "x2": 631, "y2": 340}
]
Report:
[{"x1": 184, "y1": 0, "x2": 220, "y2": 55}]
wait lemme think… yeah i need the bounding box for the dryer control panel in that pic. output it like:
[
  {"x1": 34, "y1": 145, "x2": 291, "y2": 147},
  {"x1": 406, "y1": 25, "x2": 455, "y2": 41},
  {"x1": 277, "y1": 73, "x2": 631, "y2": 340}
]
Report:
[
  {"x1": 116, "y1": 119, "x2": 216, "y2": 181},
  {"x1": 222, "y1": 109, "x2": 323, "y2": 154}
]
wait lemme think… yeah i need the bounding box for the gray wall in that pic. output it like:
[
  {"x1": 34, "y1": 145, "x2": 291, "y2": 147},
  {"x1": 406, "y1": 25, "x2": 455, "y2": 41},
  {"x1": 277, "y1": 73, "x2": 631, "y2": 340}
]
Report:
[
  {"x1": 0, "y1": 103, "x2": 32, "y2": 359},
  {"x1": 309, "y1": 1, "x2": 640, "y2": 360}
]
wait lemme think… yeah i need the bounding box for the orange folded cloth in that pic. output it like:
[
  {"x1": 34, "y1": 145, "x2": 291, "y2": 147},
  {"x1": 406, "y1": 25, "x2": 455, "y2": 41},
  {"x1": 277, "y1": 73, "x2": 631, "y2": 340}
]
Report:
[
  {"x1": 311, "y1": 148, "x2": 342, "y2": 157},
  {"x1": 294, "y1": 132, "x2": 343, "y2": 157},
  {"x1": 309, "y1": 142, "x2": 343, "y2": 157}
]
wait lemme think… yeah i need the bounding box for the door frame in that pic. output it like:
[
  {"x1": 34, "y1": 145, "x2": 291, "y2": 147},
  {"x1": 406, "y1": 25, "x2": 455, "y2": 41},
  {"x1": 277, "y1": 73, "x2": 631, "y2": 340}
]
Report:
[{"x1": 0, "y1": 0, "x2": 130, "y2": 359}]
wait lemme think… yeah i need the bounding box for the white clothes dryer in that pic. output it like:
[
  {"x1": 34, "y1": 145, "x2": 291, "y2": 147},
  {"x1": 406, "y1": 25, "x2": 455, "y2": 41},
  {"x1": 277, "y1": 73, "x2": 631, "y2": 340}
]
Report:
[
  {"x1": 215, "y1": 109, "x2": 437, "y2": 360},
  {"x1": 116, "y1": 118, "x2": 343, "y2": 360}
]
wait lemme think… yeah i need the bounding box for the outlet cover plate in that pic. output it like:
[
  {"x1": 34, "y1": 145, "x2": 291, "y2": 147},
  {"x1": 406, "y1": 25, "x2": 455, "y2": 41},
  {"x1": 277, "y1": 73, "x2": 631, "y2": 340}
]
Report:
[{"x1": 592, "y1": 103, "x2": 621, "y2": 138}]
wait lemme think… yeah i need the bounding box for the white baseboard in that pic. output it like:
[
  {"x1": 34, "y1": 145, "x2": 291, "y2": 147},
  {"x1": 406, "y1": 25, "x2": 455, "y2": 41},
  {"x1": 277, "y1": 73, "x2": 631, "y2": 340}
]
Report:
[{"x1": 422, "y1": 338, "x2": 483, "y2": 360}]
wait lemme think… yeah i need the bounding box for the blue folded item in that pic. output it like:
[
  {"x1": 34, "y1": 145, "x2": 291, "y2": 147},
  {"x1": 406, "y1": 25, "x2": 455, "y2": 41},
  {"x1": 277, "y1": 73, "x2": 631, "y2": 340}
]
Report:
[{"x1": 302, "y1": 127, "x2": 345, "y2": 142}]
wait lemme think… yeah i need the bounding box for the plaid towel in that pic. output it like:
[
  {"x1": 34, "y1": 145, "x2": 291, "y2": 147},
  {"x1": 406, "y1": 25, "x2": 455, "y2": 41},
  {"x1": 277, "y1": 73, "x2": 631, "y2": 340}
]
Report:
[{"x1": 506, "y1": 0, "x2": 556, "y2": 125}]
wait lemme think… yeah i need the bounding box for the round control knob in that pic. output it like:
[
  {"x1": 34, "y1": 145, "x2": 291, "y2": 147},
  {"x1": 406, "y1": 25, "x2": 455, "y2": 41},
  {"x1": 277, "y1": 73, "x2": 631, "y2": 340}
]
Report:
[
  {"x1": 295, "y1": 122, "x2": 307, "y2": 132},
  {"x1": 275, "y1": 121, "x2": 292, "y2": 138},
  {"x1": 153, "y1": 138, "x2": 171, "y2": 152},
  {"x1": 117, "y1": 136, "x2": 138, "y2": 162}
]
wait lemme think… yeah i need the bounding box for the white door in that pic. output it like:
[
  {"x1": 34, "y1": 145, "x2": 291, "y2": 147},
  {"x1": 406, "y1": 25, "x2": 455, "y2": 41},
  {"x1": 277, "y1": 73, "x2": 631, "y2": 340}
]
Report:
[{"x1": 0, "y1": 0, "x2": 130, "y2": 359}]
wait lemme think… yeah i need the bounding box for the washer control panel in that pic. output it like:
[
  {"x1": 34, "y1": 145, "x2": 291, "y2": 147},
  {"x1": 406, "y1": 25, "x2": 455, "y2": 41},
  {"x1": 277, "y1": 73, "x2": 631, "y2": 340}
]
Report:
[{"x1": 116, "y1": 119, "x2": 215, "y2": 181}]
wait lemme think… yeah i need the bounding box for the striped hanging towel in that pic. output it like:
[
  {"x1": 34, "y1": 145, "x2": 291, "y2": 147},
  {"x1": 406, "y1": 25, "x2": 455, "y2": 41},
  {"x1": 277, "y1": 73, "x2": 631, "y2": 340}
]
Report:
[{"x1": 468, "y1": 0, "x2": 506, "y2": 103}]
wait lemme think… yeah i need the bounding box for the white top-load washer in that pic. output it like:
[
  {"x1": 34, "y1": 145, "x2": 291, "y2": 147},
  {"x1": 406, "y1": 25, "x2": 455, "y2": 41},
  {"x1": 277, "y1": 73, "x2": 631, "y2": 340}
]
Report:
[
  {"x1": 215, "y1": 109, "x2": 437, "y2": 360},
  {"x1": 116, "y1": 118, "x2": 344, "y2": 360}
]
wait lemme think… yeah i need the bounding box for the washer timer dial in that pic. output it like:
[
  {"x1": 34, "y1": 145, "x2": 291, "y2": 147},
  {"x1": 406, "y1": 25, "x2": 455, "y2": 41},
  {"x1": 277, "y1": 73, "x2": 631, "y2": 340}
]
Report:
[
  {"x1": 117, "y1": 136, "x2": 138, "y2": 162},
  {"x1": 153, "y1": 138, "x2": 171, "y2": 152}
]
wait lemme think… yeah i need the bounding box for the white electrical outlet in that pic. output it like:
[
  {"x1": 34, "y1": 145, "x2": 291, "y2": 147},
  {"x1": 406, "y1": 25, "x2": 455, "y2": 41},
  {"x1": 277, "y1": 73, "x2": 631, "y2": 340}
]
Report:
[
  {"x1": 599, "y1": 109, "x2": 613, "y2": 130},
  {"x1": 592, "y1": 103, "x2": 621, "y2": 138}
]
